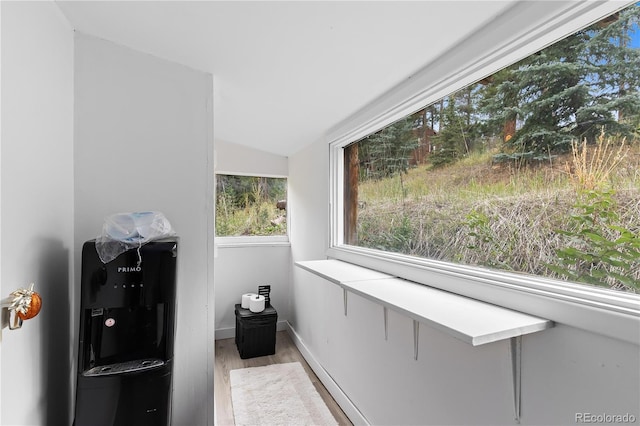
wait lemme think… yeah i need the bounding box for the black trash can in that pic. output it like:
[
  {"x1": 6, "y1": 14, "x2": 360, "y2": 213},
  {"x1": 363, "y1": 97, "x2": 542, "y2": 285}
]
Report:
[{"x1": 234, "y1": 304, "x2": 278, "y2": 359}]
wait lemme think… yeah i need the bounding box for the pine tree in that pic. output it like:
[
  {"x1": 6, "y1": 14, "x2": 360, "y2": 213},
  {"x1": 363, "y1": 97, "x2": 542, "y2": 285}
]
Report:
[
  {"x1": 358, "y1": 116, "x2": 420, "y2": 180},
  {"x1": 430, "y1": 96, "x2": 467, "y2": 167},
  {"x1": 478, "y1": 4, "x2": 640, "y2": 163},
  {"x1": 581, "y1": 6, "x2": 640, "y2": 141},
  {"x1": 477, "y1": 68, "x2": 521, "y2": 154},
  {"x1": 508, "y1": 30, "x2": 591, "y2": 158}
]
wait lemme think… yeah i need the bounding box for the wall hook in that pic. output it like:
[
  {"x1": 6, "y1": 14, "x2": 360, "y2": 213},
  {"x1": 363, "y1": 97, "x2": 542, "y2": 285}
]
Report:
[{"x1": 1, "y1": 283, "x2": 42, "y2": 330}]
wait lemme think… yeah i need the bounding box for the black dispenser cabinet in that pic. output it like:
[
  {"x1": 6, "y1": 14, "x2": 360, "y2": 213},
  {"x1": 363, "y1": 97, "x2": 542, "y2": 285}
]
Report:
[{"x1": 74, "y1": 238, "x2": 178, "y2": 426}]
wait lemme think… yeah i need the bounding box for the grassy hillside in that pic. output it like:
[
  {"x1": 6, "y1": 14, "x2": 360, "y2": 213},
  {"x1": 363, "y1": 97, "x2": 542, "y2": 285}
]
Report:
[{"x1": 356, "y1": 141, "x2": 640, "y2": 292}]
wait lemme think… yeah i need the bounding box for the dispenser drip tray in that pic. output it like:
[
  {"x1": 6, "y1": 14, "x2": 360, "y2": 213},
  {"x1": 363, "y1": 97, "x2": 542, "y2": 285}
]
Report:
[{"x1": 82, "y1": 358, "x2": 165, "y2": 377}]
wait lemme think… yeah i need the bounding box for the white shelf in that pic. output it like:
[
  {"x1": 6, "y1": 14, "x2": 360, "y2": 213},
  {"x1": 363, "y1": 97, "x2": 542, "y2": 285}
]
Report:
[
  {"x1": 296, "y1": 259, "x2": 391, "y2": 284},
  {"x1": 296, "y1": 258, "x2": 554, "y2": 423},
  {"x1": 296, "y1": 259, "x2": 552, "y2": 346},
  {"x1": 346, "y1": 277, "x2": 551, "y2": 346}
]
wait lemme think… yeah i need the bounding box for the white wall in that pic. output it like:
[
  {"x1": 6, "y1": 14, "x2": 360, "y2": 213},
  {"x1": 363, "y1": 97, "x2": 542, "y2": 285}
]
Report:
[
  {"x1": 289, "y1": 136, "x2": 640, "y2": 426},
  {"x1": 0, "y1": 2, "x2": 75, "y2": 425},
  {"x1": 74, "y1": 33, "x2": 213, "y2": 425},
  {"x1": 214, "y1": 245, "x2": 290, "y2": 338},
  {"x1": 214, "y1": 140, "x2": 290, "y2": 338},
  {"x1": 287, "y1": 137, "x2": 329, "y2": 341},
  {"x1": 287, "y1": 2, "x2": 640, "y2": 423},
  {"x1": 215, "y1": 140, "x2": 287, "y2": 177},
  {"x1": 288, "y1": 139, "x2": 328, "y2": 262}
]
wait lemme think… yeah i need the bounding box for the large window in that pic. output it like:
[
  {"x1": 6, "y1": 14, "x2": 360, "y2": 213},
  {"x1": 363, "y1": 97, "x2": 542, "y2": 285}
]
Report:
[
  {"x1": 215, "y1": 174, "x2": 287, "y2": 238},
  {"x1": 337, "y1": 3, "x2": 640, "y2": 294}
]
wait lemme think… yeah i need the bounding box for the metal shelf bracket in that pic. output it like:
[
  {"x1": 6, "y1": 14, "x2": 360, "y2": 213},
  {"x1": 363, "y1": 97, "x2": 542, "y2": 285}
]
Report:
[
  {"x1": 383, "y1": 307, "x2": 388, "y2": 340},
  {"x1": 343, "y1": 288, "x2": 348, "y2": 316},
  {"x1": 511, "y1": 336, "x2": 522, "y2": 423},
  {"x1": 413, "y1": 320, "x2": 420, "y2": 360}
]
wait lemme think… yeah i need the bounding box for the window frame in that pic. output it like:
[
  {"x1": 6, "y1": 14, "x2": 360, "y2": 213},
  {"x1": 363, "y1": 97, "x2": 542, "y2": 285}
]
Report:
[
  {"x1": 214, "y1": 171, "x2": 290, "y2": 247},
  {"x1": 327, "y1": 0, "x2": 640, "y2": 345}
]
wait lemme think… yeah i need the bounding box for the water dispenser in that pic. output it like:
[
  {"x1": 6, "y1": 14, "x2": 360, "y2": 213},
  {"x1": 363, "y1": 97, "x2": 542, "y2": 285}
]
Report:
[{"x1": 74, "y1": 237, "x2": 178, "y2": 426}]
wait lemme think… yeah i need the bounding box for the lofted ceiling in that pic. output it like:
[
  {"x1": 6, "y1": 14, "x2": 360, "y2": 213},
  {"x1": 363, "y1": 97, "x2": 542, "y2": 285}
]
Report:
[{"x1": 56, "y1": 1, "x2": 518, "y2": 157}]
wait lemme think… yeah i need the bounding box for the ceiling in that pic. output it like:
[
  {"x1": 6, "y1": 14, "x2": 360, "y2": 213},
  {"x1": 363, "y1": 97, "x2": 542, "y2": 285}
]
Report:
[{"x1": 56, "y1": 1, "x2": 517, "y2": 157}]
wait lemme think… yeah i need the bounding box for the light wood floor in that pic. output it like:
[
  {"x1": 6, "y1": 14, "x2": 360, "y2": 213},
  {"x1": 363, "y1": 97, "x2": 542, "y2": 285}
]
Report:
[{"x1": 214, "y1": 331, "x2": 352, "y2": 426}]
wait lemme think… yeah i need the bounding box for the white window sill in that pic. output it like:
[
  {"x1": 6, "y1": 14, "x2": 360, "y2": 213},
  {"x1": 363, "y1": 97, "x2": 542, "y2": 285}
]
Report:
[
  {"x1": 325, "y1": 247, "x2": 640, "y2": 345},
  {"x1": 215, "y1": 236, "x2": 290, "y2": 248}
]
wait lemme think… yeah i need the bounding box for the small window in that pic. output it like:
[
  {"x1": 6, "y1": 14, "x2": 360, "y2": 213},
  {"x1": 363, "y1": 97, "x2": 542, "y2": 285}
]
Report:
[
  {"x1": 339, "y1": 4, "x2": 640, "y2": 294},
  {"x1": 215, "y1": 174, "x2": 287, "y2": 238}
]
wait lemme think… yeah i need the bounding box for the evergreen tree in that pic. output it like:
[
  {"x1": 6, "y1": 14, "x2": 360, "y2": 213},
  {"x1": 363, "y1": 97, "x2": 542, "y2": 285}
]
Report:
[
  {"x1": 581, "y1": 6, "x2": 640, "y2": 141},
  {"x1": 358, "y1": 116, "x2": 419, "y2": 180},
  {"x1": 478, "y1": 5, "x2": 640, "y2": 163},
  {"x1": 455, "y1": 85, "x2": 484, "y2": 153},
  {"x1": 358, "y1": 4, "x2": 639, "y2": 170},
  {"x1": 477, "y1": 68, "x2": 521, "y2": 154},
  {"x1": 430, "y1": 96, "x2": 467, "y2": 167},
  {"x1": 506, "y1": 30, "x2": 591, "y2": 159}
]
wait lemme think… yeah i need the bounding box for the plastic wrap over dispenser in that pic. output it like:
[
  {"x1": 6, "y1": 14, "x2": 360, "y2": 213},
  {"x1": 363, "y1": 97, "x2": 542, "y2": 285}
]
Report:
[{"x1": 95, "y1": 211, "x2": 176, "y2": 263}]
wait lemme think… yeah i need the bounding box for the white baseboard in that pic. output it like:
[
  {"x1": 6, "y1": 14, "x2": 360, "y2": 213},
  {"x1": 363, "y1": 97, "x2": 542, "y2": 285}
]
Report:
[
  {"x1": 214, "y1": 320, "x2": 288, "y2": 341},
  {"x1": 215, "y1": 325, "x2": 235, "y2": 340},
  {"x1": 285, "y1": 322, "x2": 369, "y2": 426}
]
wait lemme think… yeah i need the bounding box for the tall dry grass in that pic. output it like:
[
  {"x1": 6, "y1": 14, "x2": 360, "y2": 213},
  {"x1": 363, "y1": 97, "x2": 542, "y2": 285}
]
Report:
[
  {"x1": 356, "y1": 139, "x2": 640, "y2": 292},
  {"x1": 566, "y1": 134, "x2": 629, "y2": 192}
]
